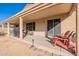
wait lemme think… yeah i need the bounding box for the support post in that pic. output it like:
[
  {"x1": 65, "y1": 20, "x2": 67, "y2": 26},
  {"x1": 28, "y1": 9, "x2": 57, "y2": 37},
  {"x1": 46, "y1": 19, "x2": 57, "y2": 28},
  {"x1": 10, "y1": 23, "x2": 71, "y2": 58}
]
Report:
[
  {"x1": 19, "y1": 17, "x2": 23, "y2": 39},
  {"x1": 7, "y1": 22, "x2": 10, "y2": 36},
  {"x1": 76, "y1": 3, "x2": 79, "y2": 56},
  {"x1": 2, "y1": 24, "x2": 4, "y2": 30}
]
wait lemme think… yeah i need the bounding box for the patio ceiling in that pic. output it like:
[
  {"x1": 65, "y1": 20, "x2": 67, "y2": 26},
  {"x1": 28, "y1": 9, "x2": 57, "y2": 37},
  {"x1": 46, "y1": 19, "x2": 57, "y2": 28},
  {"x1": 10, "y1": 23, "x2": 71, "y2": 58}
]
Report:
[
  {"x1": 5, "y1": 3, "x2": 74, "y2": 24},
  {"x1": 23, "y1": 3, "x2": 73, "y2": 22}
]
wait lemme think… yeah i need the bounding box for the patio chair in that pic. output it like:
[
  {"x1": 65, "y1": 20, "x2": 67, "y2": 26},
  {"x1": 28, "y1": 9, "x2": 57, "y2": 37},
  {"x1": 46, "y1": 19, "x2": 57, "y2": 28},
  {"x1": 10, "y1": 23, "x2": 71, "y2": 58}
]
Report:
[
  {"x1": 53, "y1": 31, "x2": 70, "y2": 44},
  {"x1": 53, "y1": 31, "x2": 75, "y2": 54},
  {"x1": 54, "y1": 31, "x2": 70, "y2": 39}
]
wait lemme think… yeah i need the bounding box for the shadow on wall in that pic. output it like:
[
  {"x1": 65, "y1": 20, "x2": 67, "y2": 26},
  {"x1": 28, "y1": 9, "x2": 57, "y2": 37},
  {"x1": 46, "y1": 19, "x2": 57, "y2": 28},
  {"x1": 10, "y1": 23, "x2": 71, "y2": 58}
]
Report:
[
  {"x1": 13, "y1": 27, "x2": 19, "y2": 37},
  {"x1": 10, "y1": 25, "x2": 20, "y2": 38},
  {"x1": 46, "y1": 11, "x2": 76, "y2": 55}
]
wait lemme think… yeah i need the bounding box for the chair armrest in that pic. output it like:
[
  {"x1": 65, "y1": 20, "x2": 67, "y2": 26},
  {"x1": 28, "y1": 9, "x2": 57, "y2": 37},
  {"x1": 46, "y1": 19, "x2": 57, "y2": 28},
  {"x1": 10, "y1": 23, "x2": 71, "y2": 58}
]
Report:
[{"x1": 55, "y1": 35, "x2": 63, "y2": 38}]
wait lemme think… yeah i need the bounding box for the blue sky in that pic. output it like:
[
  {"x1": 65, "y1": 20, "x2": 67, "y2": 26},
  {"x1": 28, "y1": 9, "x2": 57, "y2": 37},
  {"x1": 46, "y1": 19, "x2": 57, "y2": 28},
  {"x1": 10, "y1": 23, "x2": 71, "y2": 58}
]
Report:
[{"x1": 0, "y1": 3, "x2": 27, "y2": 24}]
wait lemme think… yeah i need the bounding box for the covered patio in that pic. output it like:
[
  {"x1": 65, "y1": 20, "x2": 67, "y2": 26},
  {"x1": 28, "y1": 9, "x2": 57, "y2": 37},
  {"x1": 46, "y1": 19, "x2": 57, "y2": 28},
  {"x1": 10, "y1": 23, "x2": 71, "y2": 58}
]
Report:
[
  {"x1": 4, "y1": 3, "x2": 76, "y2": 39},
  {"x1": 3, "y1": 3, "x2": 79, "y2": 55}
]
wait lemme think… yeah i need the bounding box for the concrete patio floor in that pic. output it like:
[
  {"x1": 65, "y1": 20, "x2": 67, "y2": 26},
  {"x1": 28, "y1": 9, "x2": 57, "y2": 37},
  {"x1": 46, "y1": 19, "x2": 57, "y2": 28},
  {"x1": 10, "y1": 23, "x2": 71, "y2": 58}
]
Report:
[
  {"x1": 0, "y1": 35, "x2": 75, "y2": 56},
  {"x1": 24, "y1": 35, "x2": 74, "y2": 56},
  {"x1": 0, "y1": 36, "x2": 52, "y2": 56}
]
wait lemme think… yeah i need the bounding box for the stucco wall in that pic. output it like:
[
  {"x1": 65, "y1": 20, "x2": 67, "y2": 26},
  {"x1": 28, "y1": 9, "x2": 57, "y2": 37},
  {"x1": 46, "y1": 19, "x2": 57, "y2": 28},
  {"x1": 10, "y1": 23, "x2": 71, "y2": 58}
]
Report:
[
  {"x1": 61, "y1": 10, "x2": 76, "y2": 34},
  {"x1": 35, "y1": 20, "x2": 46, "y2": 31},
  {"x1": 23, "y1": 10, "x2": 76, "y2": 37},
  {"x1": 35, "y1": 10, "x2": 76, "y2": 35},
  {"x1": 34, "y1": 19, "x2": 46, "y2": 36}
]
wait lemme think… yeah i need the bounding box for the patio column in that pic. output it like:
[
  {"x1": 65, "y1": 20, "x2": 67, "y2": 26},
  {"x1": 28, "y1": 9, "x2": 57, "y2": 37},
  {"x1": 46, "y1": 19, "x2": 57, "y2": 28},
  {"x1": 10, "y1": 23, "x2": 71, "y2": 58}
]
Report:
[
  {"x1": 2, "y1": 24, "x2": 4, "y2": 30},
  {"x1": 19, "y1": 17, "x2": 23, "y2": 39},
  {"x1": 76, "y1": 4, "x2": 79, "y2": 56},
  {"x1": 7, "y1": 22, "x2": 10, "y2": 36}
]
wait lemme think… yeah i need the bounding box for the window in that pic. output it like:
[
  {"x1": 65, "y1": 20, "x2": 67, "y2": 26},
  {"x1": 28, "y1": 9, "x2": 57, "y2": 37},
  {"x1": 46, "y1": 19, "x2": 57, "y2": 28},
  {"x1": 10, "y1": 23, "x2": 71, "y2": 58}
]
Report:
[{"x1": 26, "y1": 22, "x2": 35, "y2": 31}]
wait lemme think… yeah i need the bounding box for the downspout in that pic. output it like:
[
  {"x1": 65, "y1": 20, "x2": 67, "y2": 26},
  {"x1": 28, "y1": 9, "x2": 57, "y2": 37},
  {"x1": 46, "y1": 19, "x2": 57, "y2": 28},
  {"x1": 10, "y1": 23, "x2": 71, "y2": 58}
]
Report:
[{"x1": 76, "y1": 3, "x2": 78, "y2": 56}]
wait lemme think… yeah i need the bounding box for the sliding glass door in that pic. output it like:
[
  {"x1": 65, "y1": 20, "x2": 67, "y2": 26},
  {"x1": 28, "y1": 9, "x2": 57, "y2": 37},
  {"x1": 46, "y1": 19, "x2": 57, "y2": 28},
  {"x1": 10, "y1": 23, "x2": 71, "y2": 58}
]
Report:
[{"x1": 47, "y1": 18, "x2": 61, "y2": 38}]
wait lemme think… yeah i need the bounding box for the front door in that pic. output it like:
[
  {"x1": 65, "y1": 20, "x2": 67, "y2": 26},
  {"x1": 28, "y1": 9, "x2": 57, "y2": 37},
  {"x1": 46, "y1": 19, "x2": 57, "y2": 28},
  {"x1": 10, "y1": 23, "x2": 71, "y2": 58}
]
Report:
[{"x1": 47, "y1": 18, "x2": 61, "y2": 38}]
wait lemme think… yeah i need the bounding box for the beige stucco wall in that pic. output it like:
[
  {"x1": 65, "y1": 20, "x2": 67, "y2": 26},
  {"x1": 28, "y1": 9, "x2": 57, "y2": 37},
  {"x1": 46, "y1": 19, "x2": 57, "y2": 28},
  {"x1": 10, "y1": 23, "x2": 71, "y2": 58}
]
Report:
[
  {"x1": 61, "y1": 10, "x2": 76, "y2": 34},
  {"x1": 23, "y1": 9, "x2": 76, "y2": 37},
  {"x1": 35, "y1": 20, "x2": 46, "y2": 31},
  {"x1": 35, "y1": 14, "x2": 66, "y2": 32},
  {"x1": 33, "y1": 19, "x2": 47, "y2": 36},
  {"x1": 35, "y1": 10, "x2": 76, "y2": 35}
]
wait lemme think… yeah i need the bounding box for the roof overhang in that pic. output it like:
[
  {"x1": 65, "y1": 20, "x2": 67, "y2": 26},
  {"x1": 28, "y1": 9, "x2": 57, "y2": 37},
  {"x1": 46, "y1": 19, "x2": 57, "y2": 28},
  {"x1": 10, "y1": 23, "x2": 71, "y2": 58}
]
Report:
[{"x1": 4, "y1": 3, "x2": 75, "y2": 24}]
